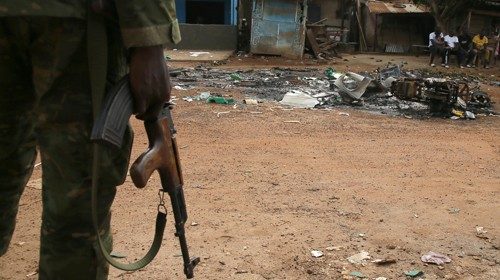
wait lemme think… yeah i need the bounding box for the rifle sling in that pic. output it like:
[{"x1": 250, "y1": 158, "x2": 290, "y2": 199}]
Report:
[
  {"x1": 91, "y1": 145, "x2": 167, "y2": 271},
  {"x1": 88, "y1": 5, "x2": 166, "y2": 271}
]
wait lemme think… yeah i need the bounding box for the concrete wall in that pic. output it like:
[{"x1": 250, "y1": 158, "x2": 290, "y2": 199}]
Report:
[
  {"x1": 308, "y1": 0, "x2": 342, "y2": 26},
  {"x1": 165, "y1": 24, "x2": 237, "y2": 50}
]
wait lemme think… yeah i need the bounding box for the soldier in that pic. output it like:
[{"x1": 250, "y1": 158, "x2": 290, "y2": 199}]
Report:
[{"x1": 0, "y1": 1, "x2": 180, "y2": 279}]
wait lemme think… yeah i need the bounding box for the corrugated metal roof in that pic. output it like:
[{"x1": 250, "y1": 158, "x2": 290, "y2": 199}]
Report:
[{"x1": 366, "y1": 1, "x2": 430, "y2": 14}]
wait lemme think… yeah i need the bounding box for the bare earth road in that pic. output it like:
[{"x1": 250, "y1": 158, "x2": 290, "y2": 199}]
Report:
[{"x1": 1, "y1": 55, "x2": 499, "y2": 279}]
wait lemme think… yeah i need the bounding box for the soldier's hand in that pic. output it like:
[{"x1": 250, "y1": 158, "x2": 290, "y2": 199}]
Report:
[{"x1": 129, "y1": 45, "x2": 171, "y2": 121}]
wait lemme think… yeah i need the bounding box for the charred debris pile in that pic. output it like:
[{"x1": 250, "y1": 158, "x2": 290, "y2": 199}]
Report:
[{"x1": 170, "y1": 64, "x2": 496, "y2": 119}]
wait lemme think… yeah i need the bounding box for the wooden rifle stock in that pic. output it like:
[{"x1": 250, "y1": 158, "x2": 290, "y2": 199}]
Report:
[{"x1": 91, "y1": 76, "x2": 199, "y2": 278}]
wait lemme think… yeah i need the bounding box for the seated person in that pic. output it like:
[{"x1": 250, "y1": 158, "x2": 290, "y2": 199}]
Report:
[
  {"x1": 443, "y1": 31, "x2": 460, "y2": 68},
  {"x1": 486, "y1": 31, "x2": 499, "y2": 67},
  {"x1": 429, "y1": 29, "x2": 445, "y2": 67},
  {"x1": 458, "y1": 29, "x2": 474, "y2": 68},
  {"x1": 471, "y1": 31, "x2": 490, "y2": 68}
]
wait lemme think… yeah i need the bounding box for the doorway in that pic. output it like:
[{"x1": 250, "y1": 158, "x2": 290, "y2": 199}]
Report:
[{"x1": 186, "y1": 0, "x2": 226, "y2": 24}]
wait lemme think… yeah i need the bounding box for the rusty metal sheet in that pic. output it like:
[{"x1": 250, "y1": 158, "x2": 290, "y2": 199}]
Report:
[
  {"x1": 250, "y1": 0, "x2": 307, "y2": 59},
  {"x1": 366, "y1": 0, "x2": 430, "y2": 14}
]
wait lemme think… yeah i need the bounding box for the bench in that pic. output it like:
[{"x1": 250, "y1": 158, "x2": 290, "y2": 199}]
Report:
[{"x1": 410, "y1": 44, "x2": 429, "y2": 56}]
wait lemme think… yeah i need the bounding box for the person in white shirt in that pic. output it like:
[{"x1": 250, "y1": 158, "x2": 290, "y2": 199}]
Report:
[
  {"x1": 443, "y1": 31, "x2": 460, "y2": 68},
  {"x1": 429, "y1": 29, "x2": 445, "y2": 67}
]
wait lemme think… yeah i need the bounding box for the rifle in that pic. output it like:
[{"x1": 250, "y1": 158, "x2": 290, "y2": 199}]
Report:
[{"x1": 90, "y1": 76, "x2": 199, "y2": 278}]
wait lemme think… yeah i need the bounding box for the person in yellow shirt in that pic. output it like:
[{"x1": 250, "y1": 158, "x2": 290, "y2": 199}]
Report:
[{"x1": 471, "y1": 31, "x2": 491, "y2": 68}]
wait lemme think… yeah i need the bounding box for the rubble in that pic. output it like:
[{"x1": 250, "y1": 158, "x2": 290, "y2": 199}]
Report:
[
  {"x1": 347, "y1": 251, "x2": 371, "y2": 264},
  {"x1": 280, "y1": 90, "x2": 320, "y2": 108},
  {"x1": 404, "y1": 269, "x2": 424, "y2": 277},
  {"x1": 170, "y1": 65, "x2": 496, "y2": 119},
  {"x1": 334, "y1": 72, "x2": 373, "y2": 100},
  {"x1": 207, "y1": 96, "x2": 235, "y2": 105},
  {"x1": 371, "y1": 258, "x2": 397, "y2": 265},
  {"x1": 421, "y1": 251, "x2": 451, "y2": 265},
  {"x1": 310, "y1": 250, "x2": 324, "y2": 258},
  {"x1": 349, "y1": 271, "x2": 365, "y2": 278}
]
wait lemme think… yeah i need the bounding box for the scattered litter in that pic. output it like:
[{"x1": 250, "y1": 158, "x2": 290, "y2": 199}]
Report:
[
  {"x1": 216, "y1": 111, "x2": 230, "y2": 118},
  {"x1": 334, "y1": 72, "x2": 373, "y2": 100},
  {"x1": 207, "y1": 97, "x2": 235, "y2": 105},
  {"x1": 189, "y1": 51, "x2": 210, "y2": 57},
  {"x1": 173, "y1": 85, "x2": 188, "y2": 91},
  {"x1": 452, "y1": 108, "x2": 464, "y2": 118},
  {"x1": 180, "y1": 145, "x2": 189, "y2": 149},
  {"x1": 110, "y1": 251, "x2": 127, "y2": 259},
  {"x1": 371, "y1": 258, "x2": 396, "y2": 265},
  {"x1": 404, "y1": 269, "x2": 423, "y2": 277},
  {"x1": 15, "y1": 241, "x2": 26, "y2": 246},
  {"x1": 476, "y1": 226, "x2": 487, "y2": 235},
  {"x1": 475, "y1": 226, "x2": 489, "y2": 239},
  {"x1": 191, "y1": 222, "x2": 198, "y2": 226},
  {"x1": 325, "y1": 246, "x2": 343, "y2": 251},
  {"x1": 465, "y1": 111, "x2": 476, "y2": 120},
  {"x1": 26, "y1": 271, "x2": 38, "y2": 277},
  {"x1": 244, "y1": 99, "x2": 259, "y2": 105},
  {"x1": 230, "y1": 73, "x2": 242, "y2": 81},
  {"x1": 448, "y1": 207, "x2": 460, "y2": 214},
  {"x1": 339, "y1": 112, "x2": 350, "y2": 117},
  {"x1": 196, "y1": 92, "x2": 211, "y2": 100},
  {"x1": 375, "y1": 278, "x2": 387, "y2": 280},
  {"x1": 183, "y1": 92, "x2": 211, "y2": 102},
  {"x1": 450, "y1": 116, "x2": 460, "y2": 120},
  {"x1": 324, "y1": 67, "x2": 341, "y2": 79},
  {"x1": 381, "y1": 76, "x2": 398, "y2": 89},
  {"x1": 280, "y1": 90, "x2": 320, "y2": 108},
  {"x1": 283, "y1": 120, "x2": 301, "y2": 123},
  {"x1": 168, "y1": 66, "x2": 496, "y2": 119},
  {"x1": 350, "y1": 271, "x2": 365, "y2": 278},
  {"x1": 378, "y1": 65, "x2": 402, "y2": 89},
  {"x1": 421, "y1": 251, "x2": 451, "y2": 265},
  {"x1": 310, "y1": 250, "x2": 324, "y2": 258},
  {"x1": 347, "y1": 251, "x2": 371, "y2": 264},
  {"x1": 456, "y1": 97, "x2": 467, "y2": 109},
  {"x1": 250, "y1": 111, "x2": 263, "y2": 114}
]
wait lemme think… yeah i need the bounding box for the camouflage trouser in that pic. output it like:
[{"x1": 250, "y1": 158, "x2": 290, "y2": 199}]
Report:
[{"x1": 0, "y1": 17, "x2": 131, "y2": 279}]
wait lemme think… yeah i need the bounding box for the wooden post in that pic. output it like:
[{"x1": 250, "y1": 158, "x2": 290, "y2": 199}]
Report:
[
  {"x1": 467, "y1": 10, "x2": 472, "y2": 32},
  {"x1": 374, "y1": 14, "x2": 378, "y2": 52},
  {"x1": 356, "y1": 0, "x2": 363, "y2": 51}
]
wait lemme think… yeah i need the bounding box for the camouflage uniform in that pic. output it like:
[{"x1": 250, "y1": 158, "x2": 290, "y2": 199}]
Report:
[{"x1": 0, "y1": 1, "x2": 180, "y2": 279}]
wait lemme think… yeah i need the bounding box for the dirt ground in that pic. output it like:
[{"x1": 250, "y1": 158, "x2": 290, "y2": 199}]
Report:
[{"x1": 1, "y1": 54, "x2": 499, "y2": 280}]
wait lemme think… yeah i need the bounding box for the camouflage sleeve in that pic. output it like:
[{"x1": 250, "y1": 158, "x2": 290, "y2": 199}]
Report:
[{"x1": 115, "y1": 0, "x2": 181, "y2": 48}]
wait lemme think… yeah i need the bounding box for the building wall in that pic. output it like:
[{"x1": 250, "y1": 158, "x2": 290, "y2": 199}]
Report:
[
  {"x1": 469, "y1": 12, "x2": 499, "y2": 35},
  {"x1": 307, "y1": 0, "x2": 343, "y2": 26},
  {"x1": 363, "y1": 5, "x2": 434, "y2": 52},
  {"x1": 165, "y1": 24, "x2": 237, "y2": 50}
]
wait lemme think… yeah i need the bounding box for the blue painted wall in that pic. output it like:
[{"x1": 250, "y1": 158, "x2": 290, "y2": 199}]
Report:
[
  {"x1": 175, "y1": 0, "x2": 187, "y2": 23},
  {"x1": 175, "y1": 0, "x2": 237, "y2": 25}
]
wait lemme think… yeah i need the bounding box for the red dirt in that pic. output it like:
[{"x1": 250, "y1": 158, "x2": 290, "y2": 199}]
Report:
[{"x1": 1, "y1": 54, "x2": 499, "y2": 280}]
